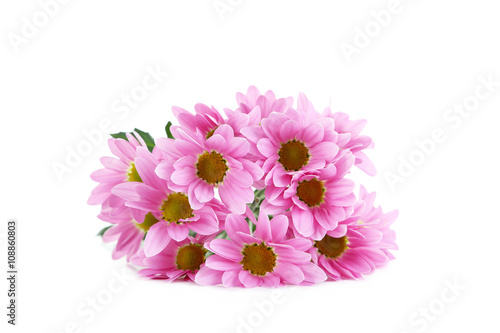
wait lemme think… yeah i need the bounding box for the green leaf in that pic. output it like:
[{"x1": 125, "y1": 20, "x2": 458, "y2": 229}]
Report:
[
  {"x1": 110, "y1": 132, "x2": 128, "y2": 140},
  {"x1": 165, "y1": 121, "x2": 174, "y2": 139},
  {"x1": 133, "y1": 128, "x2": 155, "y2": 152},
  {"x1": 110, "y1": 128, "x2": 155, "y2": 152},
  {"x1": 97, "y1": 225, "x2": 112, "y2": 237}
]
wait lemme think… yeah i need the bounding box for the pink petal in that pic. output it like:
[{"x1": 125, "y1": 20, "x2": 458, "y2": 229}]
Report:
[
  {"x1": 355, "y1": 151, "x2": 377, "y2": 176},
  {"x1": 238, "y1": 270, "x2": 260, "y2": 288},
  {"x1": 100, "y1": 156, "x2": 128, "y2": 172},
  {"x1": 206, "y1": 255, "x2": 242, "y2": 270},
  {"x1": 301, "y1": 123, "x2": 324, "y2": 146},
  {"x1": 275, "y1": 262, "x2": 304, "y2": 285},
  {"x1": 315, "y1": 208, "x2": 335, "y2": 230},
  {"x1": 219, "y1": 181, "x2": 253, "y2": 214},
  {"x1": 206, "y1": 134, "x2": 227, "y2": 152},
  {"x1": 167, "y1": 223, "x2": 190, "y2": 242},
  {"x1": 228, "y1": 168, "x2": 253, "y2": 188},
  {"x1": 257, "y1": 138, "x2": 277, "y2": 158},
  {"x1": 254, "y1": 212, "x2": 271, "y2": 242},
  {"x1": 328, "y1": 179, "x2": 355, "y2": 197},
  {"x1": 339, "y1": 253, "x2": 372, "y2": 274},
  {"x1": 214, "y1": 124, "x2": 234, "y2": 139},
  {"x1": 279, "y1": 119, "x2": 299, "y2": 142},
  {"x1": 269, "y1": 215, "x2": 289, "y2": 243},
  {"x1": 222, "y1": 270, "x2": 244, "y2": 287},
  {"x1": 195, "y1": 266, "x2": 223, "y2": 286},
  {"x1": 144, "y1": 223, "x2": 171, "y2": 257},
  {"x1": 209, "y1": 239, "x2": 243, "y2": 261},
  {"x1": 111, "y1": 182, "x2": 141, "y2": 202},
  {"x1": 261, "y1": 273, "x2": 281, "y2": 288},
  {"x1": 193, "y1": 180, "x2": 214, "y2": 202},
  {"x1": 335, "y1": 153, "x2": 355, "y2": 179},
  {"x1": 310, "y1": 141, "x2": 339, "y2": 161},
  {"x1": 171, "y1": 167, "x2": 195, "y2": 186},
  {"x1": 225, "y1": 214, "x2": 250, "y2": 244},
  {"x1": 225, "y1": 137, "x2": 249, "y2": 157},
  {"x1": 301, "y1": 262, "x2": 327, "y2": 284},
  {"x1": 282, "y1": 238, "x2": 313, "y2": 252},
  {"x1": 273, "y1": 247, "x2": 311, "y2": 264},
  {"x1": 90, "y1": 168, "x2": 125, "y2": 183},
  {"x1": 188, "y1": 216, "x2": 218, "y2": 235},
  {"x1": 292, "y1": 208, "x2": 314, "y2": 237}
]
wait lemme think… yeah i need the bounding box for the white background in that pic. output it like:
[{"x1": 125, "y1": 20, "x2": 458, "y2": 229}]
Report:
[{"x1": 1, "y1": 1, "x2": 499, "y2": 332}]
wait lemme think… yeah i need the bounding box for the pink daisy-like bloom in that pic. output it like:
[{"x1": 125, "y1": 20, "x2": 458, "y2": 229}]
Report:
[
  {"x1": 242, "y1": 108, "x2": 343, "y2": 191},
  {"x1": 225, "y1": 86, "x2": 293, "y2": 125},
  {"x1": 112, "y1": 146, "x2": 224, "y2": 257},
  {"x1": 263, "y1": 154, "x2": 357, "y2": 240},
  {"x1": 357, "y1": 185, "x2": 398, "y2": 261},
  {"x1": 131, "y1": 234, "x2": 216, "y2": 281},
  {"x1": 155, "y1": 124, "x2": 263, "y2": 214},
  {"x1": 195, "y1": 213, "x2": 327, "y2": 287},
  {"x1": 88, "y1": 133, "x2": 148, "y2": 210},
  {"x1": 323, "y1": 108, "x2": 376, "y2": 176},
  {"x1": 173, "y1": 103, "x2": 257, "y2": 139},
  {"x1": 309, "y1": 187, "x2": 398, "y2": 280},
  {"x1": 99, "y1": 206, "x2": 158, "y2": 262}
]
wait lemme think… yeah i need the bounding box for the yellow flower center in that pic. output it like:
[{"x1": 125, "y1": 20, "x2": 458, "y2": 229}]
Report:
[
  {"x1": 127, "y1": 162, "x2": 142, "y2": 182},
  {"x1": 135, "y1": 212, "x2": 159, "y2": 232},
  {"x1": 206, "y1": 127, "x2": 217, "y2": 139},
  {"x1": 315, "y1": 235, "x2": 348, "y2": 259},
  {"x1": 297, "y1": 178, "x2": 325, "y2": 207},
  {"x1": 278, "y1": 139, "x2": 310, "y2": 171},
  {"x1": 161, "y1": 193, "x2": 194, "y2": 224},
  {"x1": 196, "y1": 151, "x2": 228, "y2": 185},
  {"x1": 176, "y1": 244, "x2": 207, "y2": 271},
  {"x1": 240, "y1": 243, "x2": 277, "y2": 276}
]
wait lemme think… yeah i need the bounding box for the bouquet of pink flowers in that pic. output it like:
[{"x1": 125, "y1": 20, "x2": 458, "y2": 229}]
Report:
[{"x1": 88, "y1": 86, "x2": 398, "y2": 287}]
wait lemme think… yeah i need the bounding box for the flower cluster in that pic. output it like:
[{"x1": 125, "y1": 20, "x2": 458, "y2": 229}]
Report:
[{"x1": 89, "y1": 86, "x2": 398, "y2": 287}]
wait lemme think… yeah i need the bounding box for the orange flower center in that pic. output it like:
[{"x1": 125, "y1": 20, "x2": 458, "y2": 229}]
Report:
[
  {"x1": 240, "y1": 243, "x2": 277, "y2": 276},
  {"x1": 161, "y1": 193, "x2": 194, "y2": 224},
  {"x1": 135, "y1": 212, "x2": 159, "y2": 232},
  {"x1": 176, "y1": 244, "x2": 206, "y2": 271},
  {"x1": 278, "y1": 140, "x2": 310, "y2": 171},
  {"x1": 196, "y1": 151, "x2": 228, "y2": 185},
  {"x1": 127, "y1": 162, "x2": 142, "y2": 182},
  {"x1": 315, "y1": 235, "x2": 348, "y2": 259},
  {"x1": 297, "y1": 178, "x2": 325, "y2": 207},
  {"x1": 206, "y1": 128, "x2": 217, "y2": 139}
]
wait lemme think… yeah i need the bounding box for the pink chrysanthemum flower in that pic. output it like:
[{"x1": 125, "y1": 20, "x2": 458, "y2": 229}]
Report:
[
  {"x1": 242, "y1": 109, "x2": 342, "y2": 191},
  {"x1": 88, "y1": 133, "x2": 148, "y2": 210},
  {"x1": 195, "y1": 213, "x2": 327, "y2": 287},
  {"x1": 155, "y1": 124, "x2": 263, "y2": 214},
  {"x1": 173, "y1": 103, "x2": 256, "y2": 139},
  {"x1": 263, "y1": 155, "x2": 357, "y2": 240},
  {"x1": 99, "y1": 206, "x2": 157, "y2": 261},
  {"x1": 112, "y1": 146, "x2": 224, "y2": 257},
  {"x1": 131, "y1": 234, "x2": 216, "y2": 281},
  {"x1": 225, "y1": 86, "x2": 293, "y2": 125},
  {"x1": 323, "y1": 109, "x2": 376, "y2": 176},
  {"x1": 357, "y1": 186, "x2": 398, "y2": 260},
  {"x1": 309, "y1": 187, "x2": 398, "y2": 280}
]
